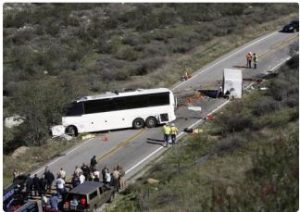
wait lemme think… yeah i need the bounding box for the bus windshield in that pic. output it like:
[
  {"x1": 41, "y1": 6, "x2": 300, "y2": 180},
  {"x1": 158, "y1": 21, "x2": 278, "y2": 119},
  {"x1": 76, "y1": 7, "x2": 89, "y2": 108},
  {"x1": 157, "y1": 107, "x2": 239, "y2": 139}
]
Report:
[{"x1": 64, "y1": 102, "x2": 84, "y2": 116}]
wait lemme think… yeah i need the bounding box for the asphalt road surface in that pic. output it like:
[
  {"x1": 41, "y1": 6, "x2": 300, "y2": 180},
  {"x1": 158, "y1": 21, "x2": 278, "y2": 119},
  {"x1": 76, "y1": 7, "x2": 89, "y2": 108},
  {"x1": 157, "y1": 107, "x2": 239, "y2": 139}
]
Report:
[{"x1": 31, "y1": 30, "x2": 298, "y2": 183}]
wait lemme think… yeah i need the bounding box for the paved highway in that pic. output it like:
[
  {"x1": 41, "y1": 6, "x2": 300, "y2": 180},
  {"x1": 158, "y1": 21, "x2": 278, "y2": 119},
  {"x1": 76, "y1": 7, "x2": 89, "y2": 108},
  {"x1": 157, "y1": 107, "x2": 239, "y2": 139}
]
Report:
[{"x1": 32, "y1": 30, "x2": 298, "y2": 182}]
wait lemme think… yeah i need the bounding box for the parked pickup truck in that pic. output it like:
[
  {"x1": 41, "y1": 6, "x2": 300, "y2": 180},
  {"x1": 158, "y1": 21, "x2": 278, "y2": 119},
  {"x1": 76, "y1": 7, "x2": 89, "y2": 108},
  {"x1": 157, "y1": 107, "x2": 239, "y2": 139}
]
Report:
[
  {"x1": 62, "y1": 181, "x2": 116, "y2": 211},
  {"x1": 281, "y1": 20, "x2": 299, "y2": 32}
]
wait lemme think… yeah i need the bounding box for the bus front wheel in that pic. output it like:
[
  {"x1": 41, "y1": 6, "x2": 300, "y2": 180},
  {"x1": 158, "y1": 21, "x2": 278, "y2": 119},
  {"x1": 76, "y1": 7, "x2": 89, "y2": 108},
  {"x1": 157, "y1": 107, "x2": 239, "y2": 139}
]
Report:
[
  {"x1": 133, "y1": 118, "x2": 144, "y2": 129},
  {"x1": 65, "y1": 125, "x2": 78, "y2": 137},
  {"x1": 145, "y1": 116, "x2": 157, "y2": 128}
]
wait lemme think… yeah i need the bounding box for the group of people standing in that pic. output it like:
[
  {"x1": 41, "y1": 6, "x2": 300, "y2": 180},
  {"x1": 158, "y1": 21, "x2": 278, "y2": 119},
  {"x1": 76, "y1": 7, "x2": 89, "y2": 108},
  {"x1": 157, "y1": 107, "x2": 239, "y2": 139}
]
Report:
[
  {"x1": 246, "y1": 52, "x2": 257, "y2": 69},
  {"x1": 24, "y1": 168, "x2": 55, "y2": 197},
  {"x1": 67, "y1": 157, "x2": 127, "y2": 193},
  {"x1": 12, "y1": 155, "x2": 127, "y2": 209},
  {"x1": 69, "y1": 161, "x2": 127, "y2": 191},
  {"x1": 102, "y1": 165, "x2": 127, "y2": 191},
  {"x1": 162, "y1": 123, "x2": 179, "y2": 147}
]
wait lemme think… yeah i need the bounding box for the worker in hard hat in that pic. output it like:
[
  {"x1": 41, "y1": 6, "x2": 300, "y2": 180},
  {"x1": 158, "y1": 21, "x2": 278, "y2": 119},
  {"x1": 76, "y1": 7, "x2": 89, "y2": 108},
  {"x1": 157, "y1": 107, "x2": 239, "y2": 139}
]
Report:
[
  {"x1": 170, "y1": 123, "x2": 179, "y2": 145},
  {"x1": 253, "y1": 53, "x2": 257, "y2": 69},
  {"x1": 246, "y1": 52, "x2": 253, "y2": 68}
]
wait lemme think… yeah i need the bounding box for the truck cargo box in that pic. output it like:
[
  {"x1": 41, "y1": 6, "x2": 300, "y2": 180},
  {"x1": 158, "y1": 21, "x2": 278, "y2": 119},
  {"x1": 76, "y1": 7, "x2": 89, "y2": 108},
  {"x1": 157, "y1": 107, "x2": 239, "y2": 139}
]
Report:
[{"x1": 223, "y1": 68, "x2": 243, "y2": 98}]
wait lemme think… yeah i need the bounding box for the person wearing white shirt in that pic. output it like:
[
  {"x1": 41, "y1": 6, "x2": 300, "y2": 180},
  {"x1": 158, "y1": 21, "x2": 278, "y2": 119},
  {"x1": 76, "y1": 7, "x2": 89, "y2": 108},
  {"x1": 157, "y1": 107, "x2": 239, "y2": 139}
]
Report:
[
  {"x1": 79, "y1": 173, "x2": 85, "y2": 184},
  {"x1": 93, "y1": 169, "x2": 100, "y2": 179},
  {"x1": 58, "y1": 168, "x2": 66, "y2": 180},
  {"x1": 56, "y1": 175, "x2": 65, "y2": 196}
]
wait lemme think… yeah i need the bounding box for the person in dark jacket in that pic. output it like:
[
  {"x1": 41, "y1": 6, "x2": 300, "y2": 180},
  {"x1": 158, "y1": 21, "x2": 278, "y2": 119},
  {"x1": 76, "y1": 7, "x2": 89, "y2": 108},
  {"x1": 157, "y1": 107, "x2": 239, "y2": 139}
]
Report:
[
  {"x1": 32, "y1": 174, "x2": 40, "y2": 196},
  {"x1": 39, "y1": 177, "x2": 47, "y2": 196},
  {"x1": 94, "y1": 175, "x2": 100, "y2": 182},
  {"x1": 81, "y1": 163, "x2": 90, "y2": 180},
  {"x1": 72, "y1": 174, "x2": 81, "y2": 188},
  {"x1": 90, "y1": 155, "x2": 97, "y2": 170},
  {"x1": 50, "y1": 193, "x2": 59, "y2": 211},
  {"x1": 25, "y1": 174, "x2": 33, "y2": 197},
  {"x1": 44, "y1": 170, "x2": 55, "y2": 192}
]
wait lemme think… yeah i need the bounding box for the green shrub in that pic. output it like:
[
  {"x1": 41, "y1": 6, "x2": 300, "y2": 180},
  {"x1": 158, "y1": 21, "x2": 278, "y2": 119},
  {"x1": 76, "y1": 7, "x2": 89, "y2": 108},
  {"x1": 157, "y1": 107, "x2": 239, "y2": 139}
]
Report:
[
  {"x1": 251, "y1": 96, "x2": 280, "y2": 116},
  {"x1": 122, "y1": 33, "x2": 143, "y2": 47},
  {"x1": 256, "y1": 108, "x2": 298, "y2": 128},
  {"x1": 284, "y1": 94, "x2": 299, "y2": 108},
  {"x1": 115, "y1": 68, "x2": 132, "y2": 81},
  {"x1": 215, "y1": 133, "x2": 248, "y2": 155},
  {"x1": 133, "y1": 57, "x2": 166, "y2": 76},
  {"x1": 115, "y1": 45, "x2": 140, "y2": 61},
  {"x1": 213, "y1": 104, "x2": 253, "y2": 134}
]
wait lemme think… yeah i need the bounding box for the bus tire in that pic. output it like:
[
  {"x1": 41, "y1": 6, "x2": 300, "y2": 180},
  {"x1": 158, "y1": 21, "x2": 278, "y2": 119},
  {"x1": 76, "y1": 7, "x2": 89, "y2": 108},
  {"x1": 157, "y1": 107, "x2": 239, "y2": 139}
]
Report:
[
  {"x1": 145, "y1": 116, "x2": 157, "y2": 128},
  {"x1": 133, "y1": 118, "x2": 144, "y2": 129},
  {"x1": 65, "y1": 125, "x2": 78, "y2": 137}
]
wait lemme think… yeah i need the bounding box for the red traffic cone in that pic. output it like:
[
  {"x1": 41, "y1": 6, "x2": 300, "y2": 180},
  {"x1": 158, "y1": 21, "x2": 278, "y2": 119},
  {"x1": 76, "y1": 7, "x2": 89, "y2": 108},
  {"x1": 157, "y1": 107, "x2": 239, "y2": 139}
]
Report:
[
  {"x1": 207, "y1": 114, "x2": 214, "y2": 120},
  {"x1": 102, "y1": 134, "x2": 108, "y2": 142}
]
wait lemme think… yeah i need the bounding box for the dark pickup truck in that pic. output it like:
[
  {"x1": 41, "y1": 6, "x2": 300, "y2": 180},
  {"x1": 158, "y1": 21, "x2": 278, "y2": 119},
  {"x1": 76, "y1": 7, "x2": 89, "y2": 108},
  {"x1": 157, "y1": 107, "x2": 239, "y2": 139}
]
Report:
[
  {"x1": 3, "y1": 174, "x2": 28, "y2": 211},
  {"x1": 281, "y1": 20, "x2": 299, "y2": 32},
  {"x1": 62, "y1": 181, "x2": 116, "y2": 211}
]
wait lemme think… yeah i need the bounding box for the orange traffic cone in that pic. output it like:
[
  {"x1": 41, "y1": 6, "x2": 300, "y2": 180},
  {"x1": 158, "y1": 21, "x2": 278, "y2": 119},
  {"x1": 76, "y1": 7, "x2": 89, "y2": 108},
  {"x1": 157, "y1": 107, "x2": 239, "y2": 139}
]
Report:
[
  {"x1": 102, "y1": 134, "x2": 108, "y2": 142},
  {"x1": 207, "y1": 114, "x2": 214, "y2": 120}
]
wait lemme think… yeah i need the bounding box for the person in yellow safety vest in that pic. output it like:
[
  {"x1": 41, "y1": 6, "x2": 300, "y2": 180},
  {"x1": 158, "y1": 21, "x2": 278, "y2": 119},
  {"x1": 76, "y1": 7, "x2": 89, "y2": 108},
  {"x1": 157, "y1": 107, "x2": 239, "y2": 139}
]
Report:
[
  {"x1": 170, "y1": 123, "x2": 179, "y2": 145},
  {"x1": 163, "y1": 123, "x2": 171, "y2": 147},
  {"x1": 193, "y1": 128, "x2": 203, "y2": 134}
]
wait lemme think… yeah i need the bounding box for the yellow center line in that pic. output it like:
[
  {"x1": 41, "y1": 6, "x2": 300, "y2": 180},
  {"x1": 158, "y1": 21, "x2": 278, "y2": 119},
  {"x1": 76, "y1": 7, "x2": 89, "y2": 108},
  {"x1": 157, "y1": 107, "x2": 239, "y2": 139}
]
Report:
[
  {"x1": 95, "y1": 35, "x2": 299, "y2": 165},
  {"x1": 258, "y1": 35, "x2": 298, "y2": 59},
  {"x1": 271, "y1": 34, "x2": 299, "y2": 49},
  {"x1": 96, "y1": 129, "x2": 146, "y2": 162}
]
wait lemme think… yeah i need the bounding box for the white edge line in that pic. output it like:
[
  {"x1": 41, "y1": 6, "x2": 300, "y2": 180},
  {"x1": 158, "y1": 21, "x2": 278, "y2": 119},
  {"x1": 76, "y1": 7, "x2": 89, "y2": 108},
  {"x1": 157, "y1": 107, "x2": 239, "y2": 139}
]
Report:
[
  {"x1": 126, "y1": 55, "x2": 291, "y2": 176},
  {"x1": 126, "y1": 100, "x2": 230, "y2": 175},
  {"x1": 32, "y1": 138, "x2": 94, "y2": 176},
  {"x1": 125, "y1": 146, "x2": 164, "y2": 174},
  {"x1": 32, "y1": 37, "x2": 289, "y2": 177},
  {"x1": 173, "y1": 31, "x2": 278, "y2": 90},
  {"x1": 270, "y1": 56, "x2": 291, "y2": 72}
]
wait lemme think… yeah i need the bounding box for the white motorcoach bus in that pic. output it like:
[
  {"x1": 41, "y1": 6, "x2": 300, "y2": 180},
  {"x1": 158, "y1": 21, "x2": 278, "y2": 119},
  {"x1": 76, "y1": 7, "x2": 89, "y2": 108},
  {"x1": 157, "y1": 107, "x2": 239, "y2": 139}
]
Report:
[{"x1": 61, "y1": 88, "x2": 177, "y2": 136}]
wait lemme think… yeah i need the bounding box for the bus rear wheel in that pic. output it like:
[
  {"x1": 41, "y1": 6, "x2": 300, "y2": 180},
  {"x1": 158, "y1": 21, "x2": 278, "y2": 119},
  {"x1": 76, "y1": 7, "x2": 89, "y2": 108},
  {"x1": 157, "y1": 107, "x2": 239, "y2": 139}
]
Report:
[
  {"x1": 65, "y1": 125, "x2": 78, "y2": 137},
  {"x1": 133, "y1": 118, "x2": 144, "y2": 129},
  {"x1": 145, "y1": 116, "x2": 157, "y2": 128}
]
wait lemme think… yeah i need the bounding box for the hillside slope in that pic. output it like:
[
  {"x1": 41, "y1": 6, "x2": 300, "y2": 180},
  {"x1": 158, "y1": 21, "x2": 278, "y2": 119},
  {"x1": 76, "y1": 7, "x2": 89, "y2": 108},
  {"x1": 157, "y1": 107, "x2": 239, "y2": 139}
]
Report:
[{"x1": 3, "y1": 3, "x2": 298, "y2": 186}]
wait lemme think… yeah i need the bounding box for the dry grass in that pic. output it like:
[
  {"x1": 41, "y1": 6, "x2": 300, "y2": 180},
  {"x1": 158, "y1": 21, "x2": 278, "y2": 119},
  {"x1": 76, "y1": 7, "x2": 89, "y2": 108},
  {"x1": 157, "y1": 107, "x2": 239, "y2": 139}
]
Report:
[
  {"x1": 3, "y1": 138, "x2": 82, "y2": 187},
  {"x1": 122, "y1": 13, "x2": 297, "y2": 90},
  {"x1": 3, "y1": 12, "x2": 297, "y2": 189},
  {"x1": 107, "y1": 48, "x2": 299, "y2": 211}
]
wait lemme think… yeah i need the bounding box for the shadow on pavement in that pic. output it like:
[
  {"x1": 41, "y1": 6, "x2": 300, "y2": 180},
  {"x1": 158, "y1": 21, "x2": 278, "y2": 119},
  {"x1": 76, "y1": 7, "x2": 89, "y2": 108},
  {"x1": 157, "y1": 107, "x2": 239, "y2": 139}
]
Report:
[{"x1": 147, "y1": 138, "x2": 164, "y2": 146}]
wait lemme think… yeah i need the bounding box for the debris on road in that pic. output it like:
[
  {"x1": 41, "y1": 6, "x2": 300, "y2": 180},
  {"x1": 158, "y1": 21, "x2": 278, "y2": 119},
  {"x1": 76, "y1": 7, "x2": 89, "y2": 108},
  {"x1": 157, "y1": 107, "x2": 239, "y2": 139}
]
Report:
[
  {"x1": 81, "y1": 134, "x2": 96, "y2": 140},
  {"x1": 101, "y1": 133, "x2": 109, "y2": 142},
  {"x1": 50, "y1": 125, "x2": 65, "y2": 137},
  {"x1": 181, "y1": 70, "x2": 192, "y2": 81},
  {"x1": 50, "y1": 125, "x2": 73, "y2": 140},
  {"x1": 184, "y1": 128, "x2": 203, "y2": 134},
  {"x1": 188, "y1": 106, "x2": 202, "y2": 112},
  {"x1": 147, "y1": 178, "x2": 160, "y2": 184},
  {"x1": 206, "y1": 114, "x2": 215, "y2": 120},
  {"x1": 61, "y1": 134, "x2": 73, "y2": 141}
]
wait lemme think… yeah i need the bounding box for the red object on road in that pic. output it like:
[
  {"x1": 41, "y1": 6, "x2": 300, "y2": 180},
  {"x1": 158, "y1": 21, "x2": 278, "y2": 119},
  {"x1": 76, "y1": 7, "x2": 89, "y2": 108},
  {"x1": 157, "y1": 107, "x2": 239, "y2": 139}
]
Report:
[
  {"x1": 207, "y1": 114, "x2": 214, "y2": 120},
  {"x1": 102, "y1": 134, "x2": 108, "y2": 142}
]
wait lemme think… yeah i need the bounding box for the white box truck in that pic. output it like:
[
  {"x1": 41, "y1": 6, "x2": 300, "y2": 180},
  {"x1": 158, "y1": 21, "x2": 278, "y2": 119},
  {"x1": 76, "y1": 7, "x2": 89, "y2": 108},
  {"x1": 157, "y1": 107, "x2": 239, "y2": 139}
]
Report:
[{"x1": 223, "y1": 68, "x2": 243, "y2": 99}]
